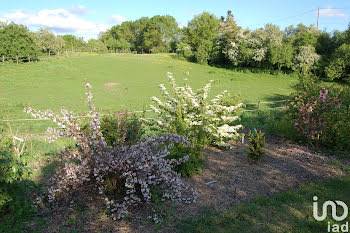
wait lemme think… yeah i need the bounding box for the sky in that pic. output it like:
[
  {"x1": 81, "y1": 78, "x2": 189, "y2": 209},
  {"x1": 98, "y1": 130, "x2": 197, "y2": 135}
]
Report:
[{"x1": 0, "y1": 0, "x2": 349, "y2": 40}]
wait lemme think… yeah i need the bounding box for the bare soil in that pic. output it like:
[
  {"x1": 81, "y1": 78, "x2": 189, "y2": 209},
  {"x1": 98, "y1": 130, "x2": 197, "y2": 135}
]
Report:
[
  {"x1": 104, "y1": 82, "x2": 120, "y2": 87},
  {"x1": 28, "y1": 134, "x2": 343, "y2": 233}
]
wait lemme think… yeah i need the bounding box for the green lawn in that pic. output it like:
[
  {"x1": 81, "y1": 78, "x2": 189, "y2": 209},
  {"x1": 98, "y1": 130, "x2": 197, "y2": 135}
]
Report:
[{"x1": 0, "y1": 53, "x2": 297, "y2": 134}]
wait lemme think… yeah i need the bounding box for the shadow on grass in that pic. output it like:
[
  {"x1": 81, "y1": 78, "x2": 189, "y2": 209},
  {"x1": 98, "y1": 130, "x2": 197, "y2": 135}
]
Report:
[
  {"x1": 0, "y1": 147, "x2": 61, "y2": 232},
  {"x1": 177, "y1": 176, "x2": 350, "y2": 233}
]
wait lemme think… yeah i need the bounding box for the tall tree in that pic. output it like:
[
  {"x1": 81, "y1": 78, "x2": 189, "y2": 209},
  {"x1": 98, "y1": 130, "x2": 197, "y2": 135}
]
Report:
[
  {"x1": 0, "y1": 23, "x2": 38, "y2": 63},
  {"x1": 143, "y1": 15, "x2": 179, "y2": 53},
  {"x1": 35, "y1": 28, "x2": 58, "y2": 56},
  {"x1": 61, "y1": 35, "x2": 86, "y2": 52},
  {"x1": 184, "y1": 12, "x2": 220, "y2": 64}
]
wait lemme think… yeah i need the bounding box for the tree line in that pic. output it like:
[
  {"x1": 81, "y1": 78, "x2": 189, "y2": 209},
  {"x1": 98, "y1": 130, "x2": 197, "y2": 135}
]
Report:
[
  {"x1": 0, "y1": 23, "x2": 108, "y2": 64},
  {"x1": 0, "y1": 11, "x2": 349, "y2": 81}
]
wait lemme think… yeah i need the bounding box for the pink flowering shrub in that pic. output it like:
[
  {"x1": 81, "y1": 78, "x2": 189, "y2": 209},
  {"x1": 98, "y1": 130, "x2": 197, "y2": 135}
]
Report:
[
  {"x1": 24, "y1": 81, "x2": 197, "y2": 220},
  {"x1": 289, "y1": 87, "x2": 341, "y2": 143}
]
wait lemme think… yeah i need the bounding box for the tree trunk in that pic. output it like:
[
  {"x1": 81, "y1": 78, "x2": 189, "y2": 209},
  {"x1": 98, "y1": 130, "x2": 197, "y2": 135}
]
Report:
[
  {"x1": 16, "y1": 55, "x2": 18, "y2": 64},
  {"x1": 28, "y1": 56, "x2": 31, "y2": 62},
  {"x1": 49, "y1": 51, "x2": 51, "y2": 57},
  {"x1": 57, "y1": 51, "x2": 60, "y2": 57},
  {"x1": 2, "y1": 55, "x2": 4, "y2": 65}
]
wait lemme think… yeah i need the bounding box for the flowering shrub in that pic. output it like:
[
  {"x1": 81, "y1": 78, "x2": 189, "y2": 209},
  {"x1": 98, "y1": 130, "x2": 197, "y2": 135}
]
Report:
[
  {"x1": 24, "y1": 81, "x2": 197, "y2": 220},
  {"x1": 289, "y1": 87, "x2": 341, "y2": 144},
  {"x1": 293, "y1": 45, "x2": 320, "y2": 74},
  {"x1": 145, "y1": 72, "x2": 244, "y2": 147}
]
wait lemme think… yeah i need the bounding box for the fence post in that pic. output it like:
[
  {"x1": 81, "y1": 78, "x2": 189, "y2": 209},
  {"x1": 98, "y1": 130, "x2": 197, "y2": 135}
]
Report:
[{"x1": 257, "y1": 101, "x2": 261, "y2": 114}]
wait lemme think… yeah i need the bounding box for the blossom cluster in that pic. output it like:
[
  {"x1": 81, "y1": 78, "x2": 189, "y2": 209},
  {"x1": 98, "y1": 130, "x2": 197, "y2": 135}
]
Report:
[
  {"x1": 144, "y1": 72, "x2": 243, "y2": 147},
  {"x1": 289, "y1": 87, "x2": 341, "y2": 141},
  {"x1": 24, "y1": 81, "x2": 197, "y2": 219}
]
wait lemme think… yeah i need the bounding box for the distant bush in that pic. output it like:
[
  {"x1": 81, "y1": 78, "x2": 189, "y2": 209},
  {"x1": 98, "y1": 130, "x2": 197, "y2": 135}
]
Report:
[
  {"x1": 25, "y1": 81, "x2": 197, "y2": 220},
  {"x1": 246, "y1": 128, "x2": 266, "y2": 163},
  {"x1": 176, "y1": 42, "x2": 193, "y2": 60}
]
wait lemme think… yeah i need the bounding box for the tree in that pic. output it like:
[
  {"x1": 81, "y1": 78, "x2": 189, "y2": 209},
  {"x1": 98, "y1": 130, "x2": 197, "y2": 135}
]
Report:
[
  {"x1": 55, "y1": 37, "x2": 65, "y2": 56},
  {"x1": 86, "y1": 39, "x2": 107, "y2": 53},
  {"x1": 292, "y1": 24, "x2": 319, "y2": 48},
  {"x1": 61, "y1": 35, "x2": 86, "y2": 52},
  {"x1": 218, "y1": 10, "x2": 241, "y2": 63},
  {"x1": 35, "y1": 28, "x2": 58, "y2": 56},
  {"x1": 269, "y1": 42, "x2": 294, "y2": 70},
  {"x1": 0, "y1": 23, "x2": 38, "y2": 64},
  {"x1": 143, "y1": 15, "x2": 180, "y2": 53},
  {"x1": 325, "y1": 43, "x2": 350, "y2": 81},
  {"x1": 185, "y1": 12, "x2": 220, "y2": 64},
  {"x1": 0, "y1": 21, "x2": 6, "y2": 29}
]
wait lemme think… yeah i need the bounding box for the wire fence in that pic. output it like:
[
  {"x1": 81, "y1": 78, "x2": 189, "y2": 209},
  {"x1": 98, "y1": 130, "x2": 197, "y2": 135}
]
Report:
[{"x1": 1, "y1": 100, "x2": 288, "y2": 123}]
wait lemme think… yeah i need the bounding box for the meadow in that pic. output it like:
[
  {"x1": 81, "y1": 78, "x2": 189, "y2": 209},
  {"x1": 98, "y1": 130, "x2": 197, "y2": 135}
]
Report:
[
  {"x1": 2, "y1": 53, "x2": 349, "y2": 233},
  {"x1": 0, "y1": 53, "x2": 297, "y2": 134}
]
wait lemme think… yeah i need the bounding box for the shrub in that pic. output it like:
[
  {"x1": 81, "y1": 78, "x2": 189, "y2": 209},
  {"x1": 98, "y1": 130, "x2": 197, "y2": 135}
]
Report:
[
  {"x1": 99, "y1": 111, "x2": 144, "y2": 147},
  {"x1": 0, "y1": 122, "x2": 29, "y2": 184},
  {"x1": 293, "y1": 45, "x2": 320, "y2": 74},
  {"x1": 246, "y1": 128, "x2": 266, "y2": 163},
  {"x1": 0, "y1": 121, "x2": 32, "y2": 221},
  {"x1": 289, "y1": 87, "x2": 341, "y2": 145},
  {"x1": 145, "y1": 72, "x2": 244, "y2": 148},
  {"x1": 176, "y1": 42, "x2": 194, "y2": 60},
  {"x1": 167, "y1": 144, "x2": 203, "y2": 177},
  {"x1": 24, "y1": 81, "x2": 197, "y2": 220}
]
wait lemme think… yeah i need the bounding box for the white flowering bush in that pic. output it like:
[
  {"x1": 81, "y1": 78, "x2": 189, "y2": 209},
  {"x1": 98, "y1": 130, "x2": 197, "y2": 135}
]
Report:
[
  {"x1": 293, "y1": 45, "x2": 320, "y2": 73},
  {"x1": 144, "y1": 72, "x2": 244, "y2": 147},
  {"x1": 24, "y1": 81, "x2": 197, "y2": 220}
]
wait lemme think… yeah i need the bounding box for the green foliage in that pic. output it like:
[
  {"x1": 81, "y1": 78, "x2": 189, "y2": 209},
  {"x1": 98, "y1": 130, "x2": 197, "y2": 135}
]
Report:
[
  {"x1": 167, "y1": 144, "x2": 203, "y2": 177},
  {"x1": 269, "y1": 42, "x2": 294, "y2": 70},
  {"x1": 35, "y1": 28, "x2": 63, "y2": 56},
  {"x1": 86, "y1": 39, "x2": 107, "y2": 53},
  {"x1": 184, "y1": 12, "x2": 220, "y2": 64},
  {"x1": 0, "y1": 124, "x2": 29, "y2": 184},
  {"x1": 246, "y1": 128, "x2": 266, "y2": 163},
  {"x1": 325, "y1": 43, "x2": 350, "y2": 81},
  {"x1": 0, "y1": 23, "x2": 38, "y2": 61},
  {"x1": 176, "y1": 42, "x2": 193, "y2": 60},
  {"x1": 61, "y1": 34, "x2": 86, "y2": 52},
  {"x1": 195, "y1": 41, "x2": 212, "y2": 64},
  {"x1": 144, "y1": 15, "x2": 180, "y2": 53},
  {"x1": 0, "y1": 122, "x2": 34, "y2": 230},
  {"x1": 99, "y1": 111, "x2": 144, "y2": 147}
]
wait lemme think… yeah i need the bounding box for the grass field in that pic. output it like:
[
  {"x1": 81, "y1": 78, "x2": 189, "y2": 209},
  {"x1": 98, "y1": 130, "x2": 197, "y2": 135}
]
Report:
[
  {"x1": 1, "y1": 53, "x2": 349, "y2": 233},
  {"x1": 0, "y1": 53, "x2": 297, "y2": 134}
]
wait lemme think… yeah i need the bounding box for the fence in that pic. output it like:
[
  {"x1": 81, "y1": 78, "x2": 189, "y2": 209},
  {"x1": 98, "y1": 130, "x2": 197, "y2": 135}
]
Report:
[{"x1": 1, "y1": 100, "x2": 288, "y2": 123}]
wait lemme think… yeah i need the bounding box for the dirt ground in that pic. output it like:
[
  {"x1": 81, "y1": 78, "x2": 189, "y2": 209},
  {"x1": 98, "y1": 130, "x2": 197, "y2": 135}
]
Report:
[{"x1": 29, "y1": 134, "x2": 344, "y2": 233}]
